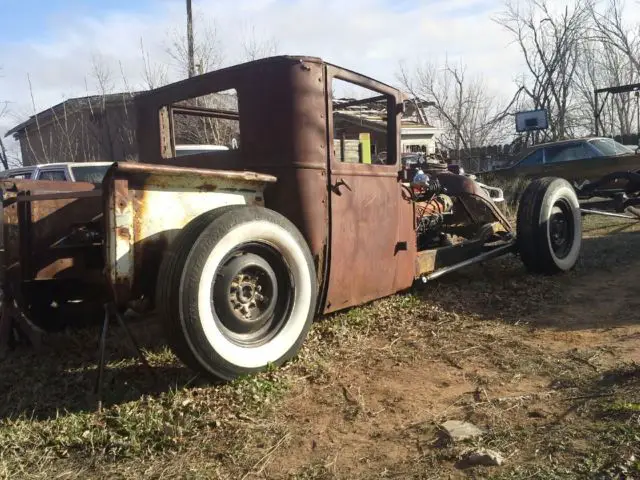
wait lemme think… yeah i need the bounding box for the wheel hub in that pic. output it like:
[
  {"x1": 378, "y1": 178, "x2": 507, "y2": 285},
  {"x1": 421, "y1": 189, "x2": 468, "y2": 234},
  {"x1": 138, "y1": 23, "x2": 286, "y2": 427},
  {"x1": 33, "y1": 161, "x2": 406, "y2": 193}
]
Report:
[
  {"x1": 212, "y1": 251, "x2": 282, "y2": 342},
  {"x1": 551, "y1": 215, "x2": 568, "y2": 245},
  {"x1": 549, "y1": 202, "x2": 574, "y2": 259},
  {"x1": 229, "y1": 272, "x2": 269, "y2": 321}
]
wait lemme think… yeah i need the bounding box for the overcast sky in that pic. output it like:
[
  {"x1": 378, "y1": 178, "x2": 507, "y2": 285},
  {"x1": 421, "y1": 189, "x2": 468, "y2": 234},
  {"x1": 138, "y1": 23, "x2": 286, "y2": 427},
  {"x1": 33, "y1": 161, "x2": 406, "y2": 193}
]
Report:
[{"x1": 0, "y1": 0, "x2": 527, "y2": 162}]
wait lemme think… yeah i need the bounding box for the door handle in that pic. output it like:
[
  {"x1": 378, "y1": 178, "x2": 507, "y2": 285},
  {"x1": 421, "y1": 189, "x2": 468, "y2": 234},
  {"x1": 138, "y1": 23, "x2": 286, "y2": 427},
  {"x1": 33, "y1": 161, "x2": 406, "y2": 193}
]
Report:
[{"x1": 332, "y1": 178, "x2": 352, "y2": 195}]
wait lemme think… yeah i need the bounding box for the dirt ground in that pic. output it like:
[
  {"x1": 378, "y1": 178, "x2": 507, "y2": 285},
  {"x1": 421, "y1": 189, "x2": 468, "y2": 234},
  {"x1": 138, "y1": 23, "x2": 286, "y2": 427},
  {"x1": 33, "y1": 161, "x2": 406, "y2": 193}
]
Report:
[
  {"x1": 1, "y1": 215, "x2": 640, "y2": 479},
  {"x1": 262, "y1": 220, "x2": 640, "y2": 479}
]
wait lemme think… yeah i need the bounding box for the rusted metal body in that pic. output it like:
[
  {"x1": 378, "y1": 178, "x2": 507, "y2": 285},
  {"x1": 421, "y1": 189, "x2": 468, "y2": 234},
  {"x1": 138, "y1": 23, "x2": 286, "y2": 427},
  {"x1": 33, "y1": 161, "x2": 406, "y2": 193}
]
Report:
[
  {"x1": 0, "y1": 180, "x2": 103, "y2": 305},
  {"x1": 133, "y1": 56, "x2": 417, "y2": 314},
  {"x1": 102, "y1": 162, "x2": 274, "y2": 305},
  {"x1": 0, "y1": 165, "x2": 273, "y2": 314},
  {"x1": 1, "y1": 55, "x2": 514, "y2": 324}
]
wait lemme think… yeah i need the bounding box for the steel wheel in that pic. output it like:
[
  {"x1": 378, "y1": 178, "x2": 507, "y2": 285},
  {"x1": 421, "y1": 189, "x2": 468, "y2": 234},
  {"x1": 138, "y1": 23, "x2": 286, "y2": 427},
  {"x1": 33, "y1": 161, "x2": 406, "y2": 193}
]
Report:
[
  {"x1": 156, "y1": 206, "x2": 317, "y2": 380},
  {"x1": 548, "y1": 199, "x2": 575, "y2": 260},
  {"x1": 212, "y1": 245, "x2": 293, "y2": 347}
]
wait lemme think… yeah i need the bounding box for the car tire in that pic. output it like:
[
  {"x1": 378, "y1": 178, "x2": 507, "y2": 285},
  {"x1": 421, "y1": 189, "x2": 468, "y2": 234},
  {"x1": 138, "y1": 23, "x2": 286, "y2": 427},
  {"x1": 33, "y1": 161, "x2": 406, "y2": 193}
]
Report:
[
  {"x1": 156, "y1": 205, "x2": 317, "y2": 380},
  {"x1": 516, "y1": 177, "x2": 582, "y2": 274}
]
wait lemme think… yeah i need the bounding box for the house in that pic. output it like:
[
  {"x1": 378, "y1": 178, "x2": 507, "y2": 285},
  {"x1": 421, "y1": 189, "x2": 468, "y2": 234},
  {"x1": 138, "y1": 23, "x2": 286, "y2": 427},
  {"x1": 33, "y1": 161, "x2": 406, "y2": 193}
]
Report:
[{"x1": 6, "y1": 92, "x2": 139, "y2": 166}]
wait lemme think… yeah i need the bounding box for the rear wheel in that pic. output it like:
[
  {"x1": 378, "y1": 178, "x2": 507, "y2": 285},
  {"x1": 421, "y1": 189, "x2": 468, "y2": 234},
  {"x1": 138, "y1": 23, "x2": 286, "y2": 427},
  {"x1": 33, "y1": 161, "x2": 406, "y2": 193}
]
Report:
[
  {"x1": 156, "y1": 206, "x2": 317, "y2": 380},
  {"x1": 516, "y1": 177, "x2": 582, "y2": 274}
]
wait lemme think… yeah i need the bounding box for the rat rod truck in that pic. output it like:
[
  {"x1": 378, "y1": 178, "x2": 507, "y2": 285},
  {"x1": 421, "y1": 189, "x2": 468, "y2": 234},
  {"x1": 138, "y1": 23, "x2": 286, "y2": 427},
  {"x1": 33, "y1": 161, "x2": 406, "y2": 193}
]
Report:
[{"x1": 0, "y1": 56, "x2": 583, "y2": 380}]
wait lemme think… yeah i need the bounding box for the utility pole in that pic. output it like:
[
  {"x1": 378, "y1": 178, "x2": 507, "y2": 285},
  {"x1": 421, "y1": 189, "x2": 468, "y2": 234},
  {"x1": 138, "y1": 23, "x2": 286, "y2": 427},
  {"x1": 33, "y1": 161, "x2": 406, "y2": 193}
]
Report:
[{"x1": 186, "y1": 0, "x2": 195, "y2": 78}]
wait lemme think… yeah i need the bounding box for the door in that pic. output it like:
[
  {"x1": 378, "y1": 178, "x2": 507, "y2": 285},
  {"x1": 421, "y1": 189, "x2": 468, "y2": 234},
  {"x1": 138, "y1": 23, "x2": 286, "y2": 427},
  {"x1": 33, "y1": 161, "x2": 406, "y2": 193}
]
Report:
[{"x1": 323, "y1": 68, "x2": 409, "y2": 313}]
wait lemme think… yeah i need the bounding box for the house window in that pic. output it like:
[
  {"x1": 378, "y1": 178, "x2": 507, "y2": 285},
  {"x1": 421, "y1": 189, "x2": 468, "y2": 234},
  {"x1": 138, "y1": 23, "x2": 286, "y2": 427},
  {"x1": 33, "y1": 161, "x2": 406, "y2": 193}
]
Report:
[{"x1": 331, "y1": 78, "x2": 394, "y2": 165}]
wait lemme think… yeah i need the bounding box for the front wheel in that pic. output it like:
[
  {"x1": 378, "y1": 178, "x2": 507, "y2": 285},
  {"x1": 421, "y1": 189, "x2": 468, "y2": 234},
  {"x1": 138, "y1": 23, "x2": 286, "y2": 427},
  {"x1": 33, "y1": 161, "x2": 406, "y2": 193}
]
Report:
[
  {"x1": 156, "y1": 206, "x2": 317, "y2": 380},
  {"x1": 516, "y1": 177, "x2": 582, "y2": 274}
]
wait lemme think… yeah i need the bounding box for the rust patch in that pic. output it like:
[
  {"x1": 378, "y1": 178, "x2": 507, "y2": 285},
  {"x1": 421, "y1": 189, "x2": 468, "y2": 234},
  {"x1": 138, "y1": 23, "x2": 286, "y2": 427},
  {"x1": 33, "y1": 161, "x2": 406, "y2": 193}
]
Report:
[
  {"x1": 35, "y1": 258, "x2": 74, "y2": 279},
  {"x1": 104, "y1": 161, "x2": 277, "y2": 186},
  {"x1": 1, "y1": 182, "x2": 106, "y2": 306},
  {"x1": 415, "y1": 250, "x2": 437, "y2": 276},
  {"x1": 117, "y1": 227, "x2": 131, "y2": 241}
]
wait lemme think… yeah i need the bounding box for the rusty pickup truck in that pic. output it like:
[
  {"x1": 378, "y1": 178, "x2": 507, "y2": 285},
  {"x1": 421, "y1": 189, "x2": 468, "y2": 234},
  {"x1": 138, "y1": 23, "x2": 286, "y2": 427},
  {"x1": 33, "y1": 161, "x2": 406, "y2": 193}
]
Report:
[{"x1": 0, "y1": 56, "x2": 584, "y2": 380}]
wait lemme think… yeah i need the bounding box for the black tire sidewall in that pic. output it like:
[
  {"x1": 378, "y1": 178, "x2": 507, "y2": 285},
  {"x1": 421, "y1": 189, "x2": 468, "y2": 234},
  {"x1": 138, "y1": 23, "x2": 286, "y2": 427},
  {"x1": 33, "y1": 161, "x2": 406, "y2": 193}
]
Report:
[
  {"x1": 517, "y1": 177, "x2": 582, "y2": 274},
  {"x1": 156, "y1": 205, "x2": 246, "y2": 373},
  {"x1": 178, "y1": 206, "x2": 317, "y2": 380}
]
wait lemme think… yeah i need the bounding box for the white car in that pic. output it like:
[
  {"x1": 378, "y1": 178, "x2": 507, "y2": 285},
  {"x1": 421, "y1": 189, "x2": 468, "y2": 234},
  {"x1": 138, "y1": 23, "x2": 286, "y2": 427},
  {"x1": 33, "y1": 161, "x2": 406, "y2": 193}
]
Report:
[
  {"x1": 174, "y1": 144, "x2": 230, "y2": 156},
  {"x1": 0, "y1": 161, "x2": 114, "y2": 184},
  {"x1": 0, "y1": 145, "x2": 231, "y2": 183}
]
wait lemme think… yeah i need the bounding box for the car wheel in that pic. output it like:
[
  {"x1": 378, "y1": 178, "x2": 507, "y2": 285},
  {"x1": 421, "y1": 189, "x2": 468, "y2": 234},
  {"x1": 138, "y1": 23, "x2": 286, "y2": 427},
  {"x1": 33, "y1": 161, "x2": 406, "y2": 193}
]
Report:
[
  {"x1": 156, "y1": 205, "x2": 317, "y2": 380},
  {"x1": 516, "y1": 177, "x2": 582, "y2": 274}
]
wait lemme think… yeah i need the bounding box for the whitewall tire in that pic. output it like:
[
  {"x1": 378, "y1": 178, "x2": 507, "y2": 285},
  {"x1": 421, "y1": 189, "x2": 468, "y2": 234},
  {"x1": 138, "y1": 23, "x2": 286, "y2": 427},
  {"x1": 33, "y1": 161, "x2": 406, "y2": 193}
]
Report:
[
  {"x1": 156, "y1": 206, "x2": 317, "y2": 380},
  {"x1": 516, "y1": 177, "x2": 582, "y2": 274}
]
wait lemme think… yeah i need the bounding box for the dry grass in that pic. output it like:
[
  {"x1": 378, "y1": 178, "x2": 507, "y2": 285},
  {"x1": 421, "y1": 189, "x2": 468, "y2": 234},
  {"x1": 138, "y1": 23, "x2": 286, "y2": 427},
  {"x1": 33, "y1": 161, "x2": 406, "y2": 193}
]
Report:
[{"x1": 1, "y1": 215, "x2": 640, "y2": 479}]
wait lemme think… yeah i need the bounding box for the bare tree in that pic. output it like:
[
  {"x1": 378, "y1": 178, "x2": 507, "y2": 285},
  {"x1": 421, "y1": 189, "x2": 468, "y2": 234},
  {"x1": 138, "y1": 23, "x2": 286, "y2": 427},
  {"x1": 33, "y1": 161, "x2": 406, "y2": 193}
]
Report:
[
  {"x1": 0, "y1": 138, "x2": 9, "y2": 170},
  {"x1": 165, "y1": 13, "x2": 223, "y2": 77},
  {"x1": 586, "y1": 0, "x2": 640, "y2": 137},
  {"x1": 495, "y1": 0, "x2": 592, "y2": 140},
  {"x1": 590, "y1": 0, "x2": 640, "y2": 73},
  {"x1": 397, "y1": 58, "x2": 519, "y2": 160},
  {"x1": 140, "y1": 38, "x2": 168, "y2": 89},
  {"x1": 159, "y1": 14, "x2": 240, "y2": 148},
  {"x1": 241, "y1": 24, "x2": 279, "y2": 62},
  {"x1": 574, "y1": 37, "x2": 638, "y2": 136}
]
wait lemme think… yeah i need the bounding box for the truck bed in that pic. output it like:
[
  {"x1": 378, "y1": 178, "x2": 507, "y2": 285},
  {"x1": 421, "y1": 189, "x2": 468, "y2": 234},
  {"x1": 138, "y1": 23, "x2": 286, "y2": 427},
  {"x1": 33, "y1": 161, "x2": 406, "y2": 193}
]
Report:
[{"x1": 0, "y1": 162, "x2": 276, "y2": 326}]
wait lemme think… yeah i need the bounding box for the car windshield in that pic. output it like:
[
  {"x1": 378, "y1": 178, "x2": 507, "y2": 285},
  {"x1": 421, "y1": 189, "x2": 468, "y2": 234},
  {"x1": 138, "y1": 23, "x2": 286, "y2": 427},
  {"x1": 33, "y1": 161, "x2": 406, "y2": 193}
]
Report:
[
  {"x1": 588, "y1": 138, "x2": 634, "y2": 156},
  {"x1": 70, "y1": 165, "x2": 111, "y2": 183}
]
